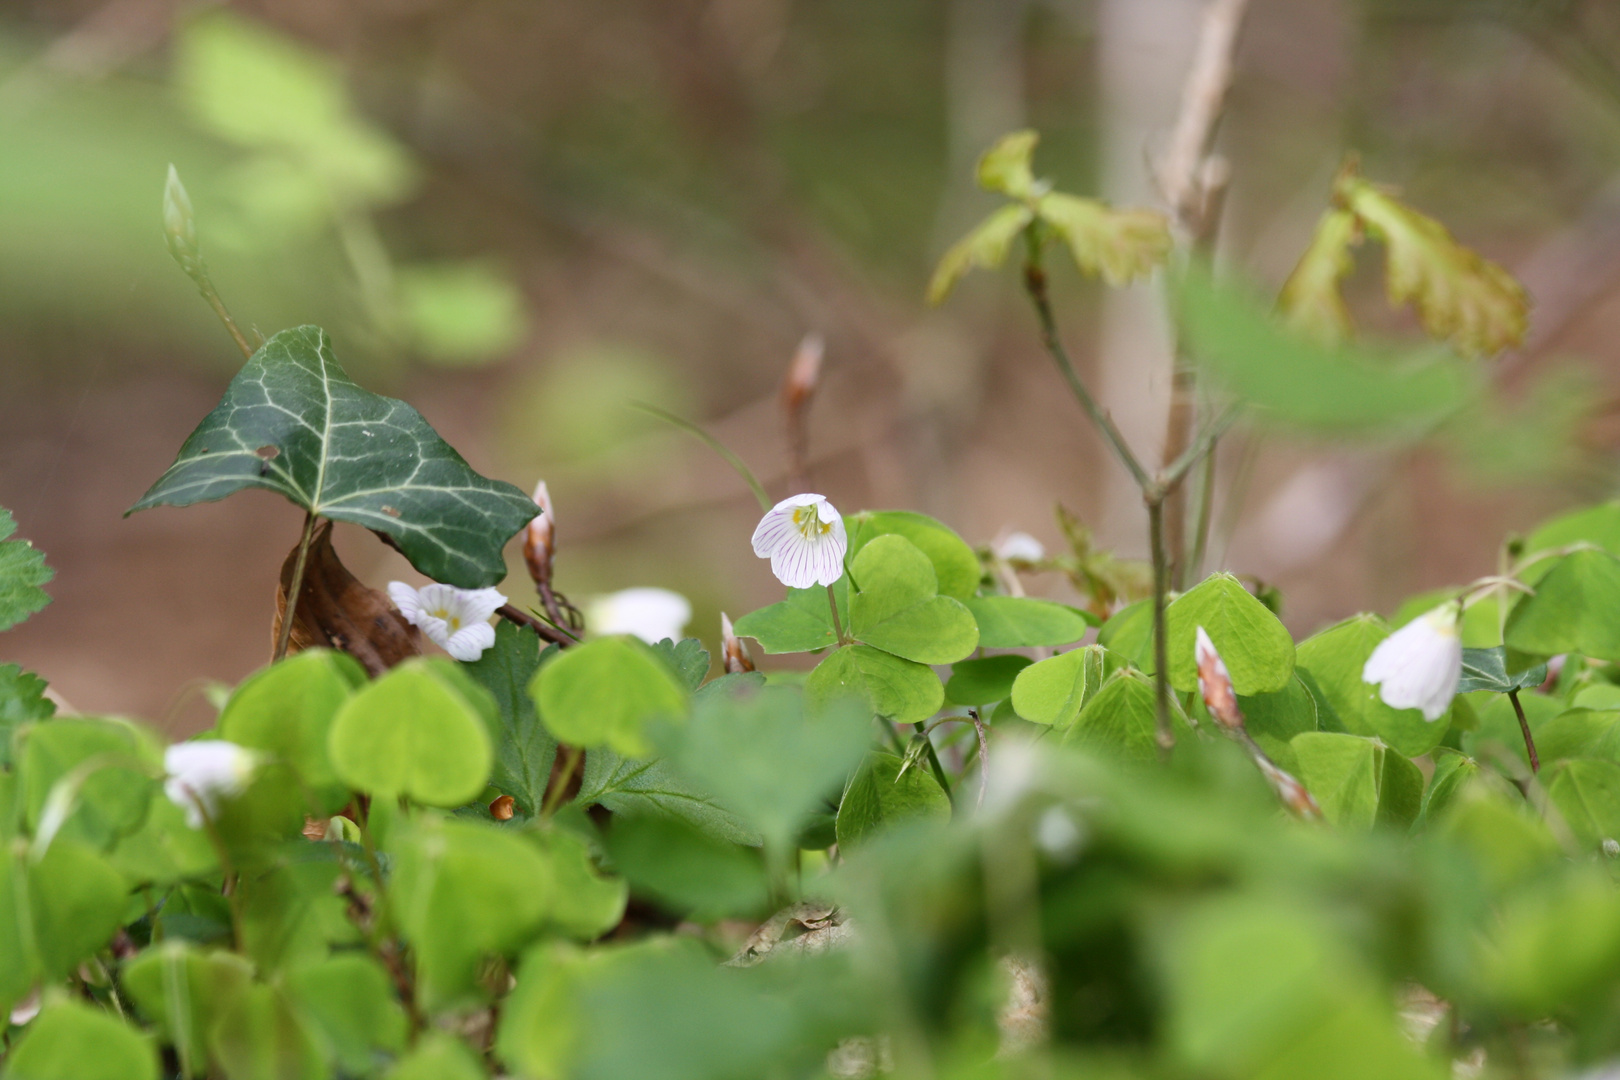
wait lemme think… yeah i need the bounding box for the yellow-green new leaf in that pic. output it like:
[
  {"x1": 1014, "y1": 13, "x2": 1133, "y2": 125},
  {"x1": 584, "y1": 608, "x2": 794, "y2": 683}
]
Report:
[
  {"x1": 927, "y1": 204, "x2": 1035, "y2": 306},
  {"x1": 975, "y1": 129, "x2": 1040, "y2": 198},
  {"x1": 1338, "y1": 172, "x2": 1529, "y2": 358},
  {"x1": 1036, "y1": 193, "x2": 1172, "y2": 286},
  {"x1": 1277, "y1": 207, "x2": 1359, "y2": 345}
]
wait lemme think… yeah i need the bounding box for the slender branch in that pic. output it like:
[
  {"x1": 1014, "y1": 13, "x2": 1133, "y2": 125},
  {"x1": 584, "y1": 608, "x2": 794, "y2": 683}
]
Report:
[
  {"x1": 201, "y1": 282, "x2": 255, "y2": 361},
  {"x1": 497, "y1": 603, "x2": 581, "y2": 647},
  {"x1": 1021, "y1": 258, "x2": 1153, "y2": 491},
  {"x1": 1509, "y1": 689, "x2": 1540, "y2": 774},
  {"x1": 1157, "y1": 0, "x2": 1253, "y2": 226},
  {"x1": 273, "y1": 512, "x2": 319, "y2": 663},
  {"x1": 1185, "y1": 435, "x2": 1220, "y2": 581},
  {"x1": 1161, "y1": 404, "x2": 1241, "y2": 493},
  {"x1": 542, "y1": 746, "x2": 583, "y2": 817},
  {"x1": 1147, "y1": 498, "x2": 1175, "y2": 758}
]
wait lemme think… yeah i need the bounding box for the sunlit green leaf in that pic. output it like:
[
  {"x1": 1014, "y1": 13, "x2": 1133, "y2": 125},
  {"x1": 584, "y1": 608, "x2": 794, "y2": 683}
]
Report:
[
  {"x1": 974, "y1": 129, "x2": 1039, "y2": 198},
  {"x1": 532, "y1": 636, "x2": 689, "y2": 758},
  {"x1": 1295, "y1": 614, "x2": 1452, "y2": 758},
  {"x1": 122, "y1": 942, "x2": 254, "y2": 1073},
  {"x1": 1167, "y1": 572, "x2": 1295, "y2": 696},
  {"x1": 285, "y1": 953, "x2": 408, "y2": 1075},
  {"x1": 836, "y1": 751, "x2": 951, "y2": 849},
  {"x1": 1062, "y1": 668, "x2": 1187, "y2": 763},
  {"x1": 1036, "y1": 192, "x2": 1172, "y2": 286},
  {"x1": 845, "y1": 511, "x2": 980, "y2": 601},
  {"x1": 732, "y1": 581, "x2": 844, "y2": 655},
  {"x1": 19, "y1": 717, "x2": 158, "y2": 850},
  {"x1": 962, "y1": 595, "x2": 1091, "y2": 649},
  {"x1": 1504, "y1": 549, "x2": 1620, "y2": 663},
  {"x1": 1010, "y1": 645, "x2": 1123, "y2": 728},
  {"x1": 1290, "y1": 731, "x2": 1422, "y2": 830},
  {"x1": 128, "y1": 326, "x2": 538, "y2": 588},
  {"x1": 926, "y1": 204, "x2": 1034, "y2": 306},
  {"x1": 385, "y1": 1032, "x2": 487, "y2": 1080},
  {"x1": 848, "y1": 535, "x2": 978, "y2": 665},
  {"x1": 1545, "y1": 758, "x2": 1620, "y2": 853},
  {"x1": 0, "y1": 1000, "x2": 158, "y2": 1080},
  {"x1": 806, "y1": 644, "x2": 942, "y2": 725},
  {"x1": 219, "y1": 649, "x2": 365, "y2": 812}
]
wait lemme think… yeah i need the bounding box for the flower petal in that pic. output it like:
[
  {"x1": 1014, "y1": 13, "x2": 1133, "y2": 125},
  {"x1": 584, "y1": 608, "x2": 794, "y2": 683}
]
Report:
[
  {"x1": 444, "y1": 621, "x2": 497, "y2": 661},
  {"x1": 388, "y1": 581, "x2": 426, "y2": 625}
]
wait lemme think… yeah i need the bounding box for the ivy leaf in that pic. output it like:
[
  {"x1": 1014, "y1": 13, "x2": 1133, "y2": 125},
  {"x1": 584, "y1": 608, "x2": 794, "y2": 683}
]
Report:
[
  {"x1": 128, "y1": 326, "x2": 538, "y2": 588},
  {"x1": 1276, "y1": 207, "x2": 1359, "y2": 345},
  {"x1": 1457, "y1": 647, "x2": 1548, "y2": 695},
  {"x1": 1035, "y1": 192, "x2": 1172, "y2": 287},
  {"x1": 1337, "y1": 167, "x2": 1529, "y2": 358},
  {"x1": 0, "y1": 506, "x2": 53, "y2": 632},
  {"x1": 926, "y1": 204, "x2": 1034, "y2": 306},
  {"x1": 974, "y1": 129, "x2": 1039, "y2": 198}
]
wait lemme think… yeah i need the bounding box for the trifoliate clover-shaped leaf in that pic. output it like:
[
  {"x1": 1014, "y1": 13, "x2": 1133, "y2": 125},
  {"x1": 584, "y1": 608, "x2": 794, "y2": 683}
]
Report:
[
  {"x1": 927, "y1": 204, "x2": 1035, "y2": 306},
  {"x1": 1277, "y1": 206, "x2": 1359, "y2": 345},
  {"x1": 1036, "y1": 193, "x2": 1173, "y2": 287},
  {"x1": 1337, "y1": 167, "x2": 1529, "y2": 358},
  {"x1": 975, "y1": 129, "x2": 1040, "y2": 199},
  {"x1": 0, "y1": 506, "x2": 53, "y2": 632},
  {"x1": 128, "y1": 326, "x2": 538, "y2": 587}
]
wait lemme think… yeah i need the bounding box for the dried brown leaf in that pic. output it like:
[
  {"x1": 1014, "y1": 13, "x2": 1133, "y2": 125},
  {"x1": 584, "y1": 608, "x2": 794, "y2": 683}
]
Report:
[{"x1": 273, "y1": 521, "x2": 422, "y2": 675}]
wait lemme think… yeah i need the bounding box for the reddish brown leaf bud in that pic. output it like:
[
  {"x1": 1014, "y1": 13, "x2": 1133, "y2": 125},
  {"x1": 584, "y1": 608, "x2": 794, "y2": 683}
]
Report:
[
  {"x1": 721, "y1": 612, "x2": 755, "y2": 675},
  {"x1": 1194, "y1": 626, "x2": 1245, "y2": 732},
  {"x1": 490, "y1": 794, "x2": 516, "y2": 821}
]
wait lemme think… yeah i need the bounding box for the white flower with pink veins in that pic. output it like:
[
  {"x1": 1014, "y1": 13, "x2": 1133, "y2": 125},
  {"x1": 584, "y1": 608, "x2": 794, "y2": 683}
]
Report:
[
  {"x1": 751, "y1": 493, "x2": 848, "y2": 589},
  {"x1": 388, "y1": 581, "x2": 507, "y2": 662}
]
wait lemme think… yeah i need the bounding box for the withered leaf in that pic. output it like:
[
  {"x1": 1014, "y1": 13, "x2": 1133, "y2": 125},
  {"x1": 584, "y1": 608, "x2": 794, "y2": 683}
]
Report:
[{"x1": 273, "y1": 521, "x2": 421, "y2": 676}]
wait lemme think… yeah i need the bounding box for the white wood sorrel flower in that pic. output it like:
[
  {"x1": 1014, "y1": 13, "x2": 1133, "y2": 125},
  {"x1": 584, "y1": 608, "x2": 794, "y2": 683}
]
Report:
[
  {"x1": 587, "y1": 587, "x2": 692, "y2": 643},
  {"x1": 1362, "y1": 602, "x2": 1463, "y2": 721},
  {"x1": 165, "y1": 741, "x2": 258, "y2": 829},
  {"x1": 751, "y1": 493, "x2": 847, "y2": 589},
  {"x1": 388, "y1": 581, "x2": 507, "y2": 661}
]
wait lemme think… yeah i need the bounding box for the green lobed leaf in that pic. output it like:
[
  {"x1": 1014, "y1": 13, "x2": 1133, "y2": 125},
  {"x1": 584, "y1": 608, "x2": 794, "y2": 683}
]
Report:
[
  {"x1": 387, "y1": 814, "x2": 555, "y2": 1010},
  {"x1": 1276, "y1": 206, "x2": 1359, "y2": 345},
  {"x1": 974, "y1": 129, "x2": 1038, "y2": 198},
  {"x1": 945, "y1": 655, "x2": 1033, "y2": 706},
  {"x1": 0, "y1": 663, "x2": 54, "y2": 768},
  {"x1": 805, "y1": 644, "x2": 943, "y2": 725},
  {"x1": 1456, "y1": 646, "x2": 1547, "y2": 694},
  {"x1": 576, "y1": 749, "x2": 758, "y2": 847},
  {"x1": 732, "y1": 580, "x2": 845, "y2": 655},
  {"x1": 845, "y1": 511, "x2": 980, "y2": 601},
  {"x1": 219, "y1": 649, "x2": 366, "y2": 812},
  {"x1": 460, "y1": 623, "x2": 558, "y2": 817},
  {"x1": 1035, "y1": 192, "x2": 1172, "y2": 286},
  {"x1": 1290, "y1": 732, "x2": 1422, "y2": 830},
  {"x1": 848, "y1": 535, "x2": 978, "y2": 665},
  {"x1": 1295, "y1": 614, "x2": 1452, "y2": 758},
  {"x1": 926, "y1": 204, "x2": 1035, "y2": 306},
  {"x1": 127, "y1": 326, "x2": 538, "y2": 588},
  {"x1": 532, "y1": 636, "x2": 689, "y2": 758},
  {"x1": 1166, "y1": 573, "x2": 1295, "y2": 696},
  {"x1": 651, "y1": 637, "x2": 711, "y2": 690},
  {"x1": 0, "y1": 506, "x2": 53, "y2": 632},
  {"x1": 962, "y1": 595, "x2": 1091, "y2": 649},
  {"x1": 835, "y1": 751, "x2": 951, "y2": 849},
  {"x1": 328, "y1": 658, "x2": 495, "y2": 806},
  {"x1": 1503, "y1": 549, "x2": 1620, "y2": 663},
  {"x1": 0, "y1": 999, "x2": 159, "y2": 1080},
  {"x1": 1009, "y1": 645, "x2": 1124, "y2": 728}
]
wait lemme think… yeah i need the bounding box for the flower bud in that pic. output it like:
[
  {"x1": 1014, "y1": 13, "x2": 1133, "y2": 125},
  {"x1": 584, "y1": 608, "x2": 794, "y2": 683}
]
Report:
[
  {"x1": 721, "y1": 612, "x2": 755, "y2": 674},
  {"x1": 1194, "y1": 626, "x2": 1245, "y2": 732},
  {"x1": 163, "y1": 164, "x2": 203, "y2": 279},
  {"x1": 781, "y1": 333, "x2": 824, "y2": 415},
  {"x1": 490, "y1": 794, "x2": 516, "y2": 821},
  {"x1": 1254, "y1": 755, "x2": 1323, "y2": 821},
  {"x1": 524, "y1": 480, "x2": 556, "y2": 589}
]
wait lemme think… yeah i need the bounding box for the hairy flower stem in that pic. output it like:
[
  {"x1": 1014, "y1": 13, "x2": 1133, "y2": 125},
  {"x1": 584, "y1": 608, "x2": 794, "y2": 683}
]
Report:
[
  {"x1": 827, "y1": 585, "x2": 848, "y2": 646},
  {"x1": 273, "y1": 511, "x2": 319, "y2": 663},
  {"x1": 1509, "y1": 689, "x2": 1540, "y2": 774}
]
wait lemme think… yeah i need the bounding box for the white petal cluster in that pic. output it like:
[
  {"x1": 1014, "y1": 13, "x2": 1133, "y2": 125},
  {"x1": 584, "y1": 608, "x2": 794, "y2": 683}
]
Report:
[
  {"x1": 388, "y1": 581, "x2": 507, "y2": 661},
  {"x1": 164, "y1": 741, "x2": 258, "y2": 829},
  {"x1": 1362, "y1": 604, "x2": 1463, "y2": 721},
  {"x1": 751, "y1": 494, "x2": 847, "y2": 589},
  {"x1": 995, "y1": 531, "x2": 1046, "y2": 564},
  {"x1": 587, "y1": 587, "x2": 692, "y2": 644}
]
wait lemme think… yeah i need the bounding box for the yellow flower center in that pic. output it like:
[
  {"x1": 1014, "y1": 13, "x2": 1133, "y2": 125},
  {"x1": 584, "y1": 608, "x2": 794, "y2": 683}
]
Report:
[
  {"x1": 431, "y1": 607, "x2": 462, "y2": 631},
  {"x1": 791, "y1": 504, "x2": 833, "y2": 540}
]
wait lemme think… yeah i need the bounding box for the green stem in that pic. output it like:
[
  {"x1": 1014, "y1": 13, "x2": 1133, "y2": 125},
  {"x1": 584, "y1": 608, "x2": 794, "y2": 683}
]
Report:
[
  {"x1": 1509, "y1": 689, "x2": 1540, "y2": 774},
  {"x1": 632, "y1": 402, "x2": 772, "y2": 510},
  {"x1": 1148, "y1": 497, "x2": 1175, "y2": 759},
  {"x1": 826, "y1": 584, "x2": 847, "y2": 645},
  {"x1": 199, "y1": 279, "x2": 255, "y2": 361},
  {"x1": 194, "y1": 806, "x2": 246, "y2": 953},
  {"x1": 542, "y1": 746, "x2": 583, "y2": 818},
  {"x1": 1186, "y1": 437, "x2": 1220, "y2": 585},
  {"x1": 273, "y1": 512, "x2": 319, "y2": 663}
]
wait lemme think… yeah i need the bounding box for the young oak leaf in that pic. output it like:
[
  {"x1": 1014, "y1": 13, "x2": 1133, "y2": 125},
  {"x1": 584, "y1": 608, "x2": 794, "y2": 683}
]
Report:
[
  {"x1": 1336, "y1": 167, "x2": 1529, "y2": 358},
  {"x1": 1276, "y1": 206, "x2": 1360, "y2": 345},
  {"x1": 929, "y1": 129, "x2": 1172, "y2": 305}
]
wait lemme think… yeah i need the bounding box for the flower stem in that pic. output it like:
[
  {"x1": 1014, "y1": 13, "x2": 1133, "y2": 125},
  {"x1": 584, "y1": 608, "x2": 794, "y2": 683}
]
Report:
[
  {"x1": 913, "y1": 723, "x2": 952, "y2": 797},
  {"x1": 542, "y1": 746, "x2": 583, "y2": 818},
  {"x1": 1509, "y1": 689, "x2": 1540, "y2": 774},
  {"x1": 826, "y1": 584, "x2": 848, "y2": 646},
  {"x1": 1148, "y1": 497, "x2": 1175, "y2": 759},
  {"x1": 273, "y1": 512, "x2": 319, "y2": 663}
]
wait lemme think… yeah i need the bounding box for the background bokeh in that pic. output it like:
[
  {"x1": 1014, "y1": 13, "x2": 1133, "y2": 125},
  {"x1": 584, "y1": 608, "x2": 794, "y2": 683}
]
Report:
[{"x1": 3, "y1": 0, "x2": 1618, "y2": 728}]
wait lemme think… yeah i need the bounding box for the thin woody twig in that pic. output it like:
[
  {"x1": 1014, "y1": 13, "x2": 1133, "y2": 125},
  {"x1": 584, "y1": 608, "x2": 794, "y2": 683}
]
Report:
[
  {"x1": 1157, "y1": 0, "x2": 1253, "y2": 228},
  {"x1": 497, "y1": 604, "x2": 580, "y2": 648}
]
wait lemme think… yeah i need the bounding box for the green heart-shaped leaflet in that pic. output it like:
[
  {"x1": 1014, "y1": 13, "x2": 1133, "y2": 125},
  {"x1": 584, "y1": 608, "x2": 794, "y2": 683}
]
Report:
[
  {"x1": 807, "y1": 644, "x2": 943, "y2": 725},
  {"x1": 1504, "y1": 549, "x2": 1620, "y2": 663},
  {"x1": 849, "y1": 535, "x2": 978, "y2": 665},
  {"x1": 732, "y1": 579, "x2": 848, "y2": 655},
  {"x1": 1290, "y1": 731, "x2": 1422, "y2": 831},
  {"x1": 845, "y1": 510, "x2": 980, "y2": 600},
  {"x1": 531, "y1": 636, "x2": 689, "y2": 758},
  {"x1": 0, "y1": 1000, "x2": 158, "y2": 1080},
  {"x1": 128, "y1": 326, "x2": 538, "y2": 588},
  {"x1": 328, "y1": 658, "x2": 495, "y2": 806},
  {"x1": 121, "y1": 942, "x2": 255, "y2": 1074},
  {"x1": 963, "y1": 595, "x2": 1091, "y2": 649},
  {"x1": 1295, "y1": 614, "x2": 1451, "y2": 759},
  {"x1": 1166, "y1": 572, "x2": 1295, "y2": 696},
  {"x1": 835, "y1": 751, "x2": 951, "y2": 850}
]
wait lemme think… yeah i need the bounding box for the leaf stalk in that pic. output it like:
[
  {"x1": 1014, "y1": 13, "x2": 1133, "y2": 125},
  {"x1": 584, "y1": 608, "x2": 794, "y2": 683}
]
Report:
[{"x1": 273, "y1": 512, "x2": 319, "y2": 663}]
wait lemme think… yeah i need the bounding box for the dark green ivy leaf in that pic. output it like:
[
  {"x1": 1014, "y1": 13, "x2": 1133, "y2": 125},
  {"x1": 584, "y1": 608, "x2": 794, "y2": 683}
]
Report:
[
  {"x1": 127, "y1": 326, "x2": 537, "y2": 587},
  {"x1": 1457, "y1": 647, "x2": 1548, "y2": 695}
]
